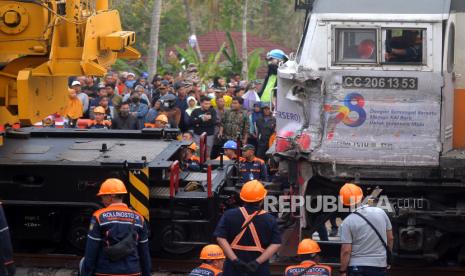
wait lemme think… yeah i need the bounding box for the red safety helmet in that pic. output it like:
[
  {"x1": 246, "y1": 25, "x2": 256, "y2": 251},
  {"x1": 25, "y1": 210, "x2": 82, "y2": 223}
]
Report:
[{"x1": 358, "y1": 40, "x2": 375, "y2": 59}]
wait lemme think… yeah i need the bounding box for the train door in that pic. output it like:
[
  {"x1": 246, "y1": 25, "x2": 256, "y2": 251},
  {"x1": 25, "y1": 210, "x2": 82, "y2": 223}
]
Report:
[{"x1": 443, "y1": 13, "x2": 455, "y2": 152}]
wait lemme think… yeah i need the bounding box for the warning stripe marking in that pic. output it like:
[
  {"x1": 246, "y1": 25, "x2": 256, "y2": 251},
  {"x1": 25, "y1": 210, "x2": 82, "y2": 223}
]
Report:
[
  {"x1": 129, "y1": 194, "x2": 150, "y2": 222},
  {"x1": 128, "y1": 168, "x2": 150, "y2": 221}
]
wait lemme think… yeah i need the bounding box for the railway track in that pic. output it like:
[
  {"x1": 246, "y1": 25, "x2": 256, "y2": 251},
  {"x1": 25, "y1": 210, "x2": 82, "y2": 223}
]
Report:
[{"x1": 14, "y1": 253, "x2": 465, "y2": 276}]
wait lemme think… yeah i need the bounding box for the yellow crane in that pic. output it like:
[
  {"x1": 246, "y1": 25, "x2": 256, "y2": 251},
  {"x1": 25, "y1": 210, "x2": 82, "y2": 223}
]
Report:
[{"x1": 0, "y1": 0, "x2": 139, "y2": 128}]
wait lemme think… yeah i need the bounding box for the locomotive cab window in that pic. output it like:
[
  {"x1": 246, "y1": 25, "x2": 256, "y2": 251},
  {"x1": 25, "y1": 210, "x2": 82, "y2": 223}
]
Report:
[
  {"x1": 384, "y1": 28, "x2": 425, "y2": 64},
  {"x1": 335, "y1": 28, "x2": 377, "y2": 64}
]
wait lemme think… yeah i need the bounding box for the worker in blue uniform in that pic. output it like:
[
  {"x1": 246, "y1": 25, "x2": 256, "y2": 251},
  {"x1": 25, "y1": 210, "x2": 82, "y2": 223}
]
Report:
[
  {"x1": 0, "y1": 203, "x2": 15, "y2": 276},
  {"x1": 189, "y1": 244, "x2": 225, "y2": 276},
  {"x1": 81, "y1": 178, "x2": 151, "y2": 276},
  {"x1": 214, "y1": 180, "x2": 281, "y2": 276},
  {"x1": 239, "y1": 144, "x2": 268, "y2": 183},
  {"x1": 284, "y1": 239, "x2": 332, "y2": 275}
]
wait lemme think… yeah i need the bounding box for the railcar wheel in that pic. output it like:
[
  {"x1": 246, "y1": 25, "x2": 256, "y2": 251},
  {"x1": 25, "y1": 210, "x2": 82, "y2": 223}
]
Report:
[
  {"x1": 66, "y1": 213, "x2": 91, "y2": 253},
  {"x1": 160, "y1": 224, "x2": 195, "y2": 255}
]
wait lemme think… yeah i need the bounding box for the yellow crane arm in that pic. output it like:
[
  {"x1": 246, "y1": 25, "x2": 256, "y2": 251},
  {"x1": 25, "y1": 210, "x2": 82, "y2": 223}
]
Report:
[{"x1": 0, "y1": 0, "x2": 140, "y2": 126}]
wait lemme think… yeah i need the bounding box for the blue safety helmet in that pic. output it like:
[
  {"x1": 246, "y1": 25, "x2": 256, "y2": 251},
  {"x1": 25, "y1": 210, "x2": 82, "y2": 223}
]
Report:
[
  {"x1": 223, "y1": 140, "x2": 237, "y2": 150},
  {"x1": 266, "y1": 49, "x2": 288, "y2": 61}
]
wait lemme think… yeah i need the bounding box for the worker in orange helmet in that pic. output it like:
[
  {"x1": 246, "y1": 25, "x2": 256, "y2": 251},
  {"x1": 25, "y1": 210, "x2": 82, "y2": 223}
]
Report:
[
  {"x1": 80, "y1": 178, "x2": 151, "y2": 276},
  {"x1": 144, "y1": 113, "x2": 169, "y2": 128},
  {"x1": 214, "y1": 180, "x2": 281, "y2": 276},
  {"x1": 183, "y1": 142, "x2": 201, "y2": 171},
  {"x1": 339, "y1": 183, "x2": 393, "y2": 276},
  {"x1": 189, "y1": 244, "x2": 225, "y2": 276},
  {"x1": 87, "y1": 106, "x2": 111, "y2": 129},
  {"x1": 284, "y1": 239, "x2": 332, "y2": 275}
]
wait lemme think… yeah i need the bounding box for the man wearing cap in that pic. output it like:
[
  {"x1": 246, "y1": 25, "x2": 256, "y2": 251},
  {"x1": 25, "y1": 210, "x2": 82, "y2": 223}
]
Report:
[
  {"x1": 219, "y1": 97, "x2": 249, "y2": 146},
  {"x1": 182, "y1": 143, "x2": 201, "y2": 172},
  {"x1": 255, "y1": 104, "x2": 276, "y2": 159},
  {"x1": 214, "y1": 180, "x2": 281, "y2": 276},
  {"x1": 211, "y1": 87, "x2": 232, "y2": 109},
  {"x1": 81, "y1": 178, "x2": 151, "y2": 276},
  {"x1": 151, "y1": 80, "x2": 169, "y2": 105},
  {"x1": 284, "y1": 239, "x2": 332, "y2": 275},
  {"x1": 71, "y1": 80, "x2": 89, "y2": 116},
  {"x1": 87, "y1": 106, "x2": 111, "y2": 129},
  {"x1": 239, "y1": 144, "x2": 268, "y2": 183},
  {"x1": 122, "y1": 85, "x2": 150, "y2": 106},
  {"x1": 339, "y1": 183, "x2": 393, "y2": 276},
  {"x1": 0, "y1": 203, "x2": 15, "y2": 276},
  {"x1": 145, "y1": 114, "x2": 169, "y2": 129},
  {"x1": 189, "y1": 244, "x2": 225, "y2": 276},
  {"x1": 125, "y1": 72, "x2": 137, "y2": 89}
]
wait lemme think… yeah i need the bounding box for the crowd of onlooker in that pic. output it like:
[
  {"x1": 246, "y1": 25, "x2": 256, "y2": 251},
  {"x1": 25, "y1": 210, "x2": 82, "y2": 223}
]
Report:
[{"x1": 54, "y1": 65, "x2": 276, "y2": 160}]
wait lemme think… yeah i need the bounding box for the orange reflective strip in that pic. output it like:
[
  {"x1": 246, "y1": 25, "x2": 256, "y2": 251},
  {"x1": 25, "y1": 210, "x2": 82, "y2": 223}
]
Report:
[{"x1": 230, "y1": 207, "x2": 266, "y2": 253}]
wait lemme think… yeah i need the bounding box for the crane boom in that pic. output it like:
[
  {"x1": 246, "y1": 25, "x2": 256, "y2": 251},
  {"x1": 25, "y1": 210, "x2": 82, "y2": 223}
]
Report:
[{"x1": 0, "y1": 0, "x2": 140, "y2": 126}]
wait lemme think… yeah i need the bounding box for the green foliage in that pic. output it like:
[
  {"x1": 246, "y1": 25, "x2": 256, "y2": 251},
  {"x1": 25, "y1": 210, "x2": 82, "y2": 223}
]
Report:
[
  {"x1": 222, "y1": 32, "x2": 242, "y2": 76},
  {"x1": 114, "y1": 0, "x2": 189, "y2": 56},
  {"x1": 111, "y1": 59, "x2": 147, "y2": 75},
  {"x1": 174, "y1": 44, "x2": 225, "y2": 82},
  {"x1": 112, "y1": 0, "x2": 303, "y2": 79},
  {"x1": 247, "y1": 48, "x2": 264, "y2": 81},
  {"x1": 220, "y1": 31, "x2": 263, "y2": 80}
]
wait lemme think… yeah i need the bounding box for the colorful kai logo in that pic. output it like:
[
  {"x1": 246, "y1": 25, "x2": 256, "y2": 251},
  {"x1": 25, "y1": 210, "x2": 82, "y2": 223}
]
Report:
[{"x1": 324, "y1": 93, "x2": 367, "y2": 140}]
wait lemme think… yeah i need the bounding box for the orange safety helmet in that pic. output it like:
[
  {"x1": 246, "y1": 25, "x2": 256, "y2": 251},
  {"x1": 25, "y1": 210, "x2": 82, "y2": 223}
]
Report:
[
  {"x1": 155, "y1": 114, "x2": 168, "y2": 124},
  {"x1": 240, "y1": 180, "x2": 268, "y2": 202},
  {"x1": 97, "y1": 178, "x2": 128, "y2": 196},
  {"x1": 297, "y1": 239, "x2": 321, "y2": 255},
  {"x1": 94, "y1": 106, "x2": 106, "y2": 114},
  {"x1": 199, "y1": 244, "x2": 225, "y2": 260},
  {"x1": 339, "y1": 183, "x2": 363, "y2": 206},
  {"x1": 188, "y1": 142, "x2": 198, "y2": 152}
]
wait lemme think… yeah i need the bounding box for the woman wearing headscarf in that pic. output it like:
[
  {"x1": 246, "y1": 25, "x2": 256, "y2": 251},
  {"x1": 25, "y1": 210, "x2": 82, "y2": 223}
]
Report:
[
  {"x1": 62, "y1": 88, "x2": 83, "y2": 127},
  {"x1": 184, "y1": 96, "x2": 199, "y2": 130}
]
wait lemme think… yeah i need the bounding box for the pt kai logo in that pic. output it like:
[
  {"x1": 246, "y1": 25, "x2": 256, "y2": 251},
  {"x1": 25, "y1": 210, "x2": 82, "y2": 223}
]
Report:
[{"x1": 324, "y1": 92, "x2": 366, "y2": 140}]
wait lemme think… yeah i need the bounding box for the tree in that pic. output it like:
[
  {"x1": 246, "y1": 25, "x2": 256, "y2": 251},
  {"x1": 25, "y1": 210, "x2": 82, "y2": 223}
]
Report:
[
  {"x1": 147, "y1": 0, "x2": 163, "y2": 80},
  {"x1": 241, "y1": 0, "x2": 248, "y2": 80},
  {"x1": 183, "y1": 0, "x2": 203, "y2": 62}
]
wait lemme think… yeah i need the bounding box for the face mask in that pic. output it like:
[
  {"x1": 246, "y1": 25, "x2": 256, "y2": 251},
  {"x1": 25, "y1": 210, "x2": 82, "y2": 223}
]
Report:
[
  {"x1": 125, "y1": 80, "x2": 136, "y2": 88},
  {"x1": 120, "y1": 110, "x2": 129, "y2": 117}
]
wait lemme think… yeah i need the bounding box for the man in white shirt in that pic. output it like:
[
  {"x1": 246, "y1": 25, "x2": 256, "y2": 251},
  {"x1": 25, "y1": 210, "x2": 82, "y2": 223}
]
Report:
[{"x1": 339, "y1": 183, "x2": 394, "y2": 276}]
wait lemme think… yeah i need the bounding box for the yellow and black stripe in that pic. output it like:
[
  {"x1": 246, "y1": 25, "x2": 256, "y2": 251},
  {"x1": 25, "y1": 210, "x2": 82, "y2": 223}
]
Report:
[{"x1": 128, "y1": 167, "x2": 150, "y2": 221}]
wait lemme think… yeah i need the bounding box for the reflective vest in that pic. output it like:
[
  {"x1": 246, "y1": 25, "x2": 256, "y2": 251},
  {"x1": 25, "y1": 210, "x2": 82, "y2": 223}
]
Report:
[
  {"x1": 81, "y1": 203, "x2": 151, "y2": 276},
  {"x1": 87, "y1": 120, "x2": 111, "y2": 129},
  {"x1": 231, "y1": 207, "x2": 267, "y2": 253},
  {"x1": 189, "y1": 263, "x2": 223, "y2": 276},
  {"x1": 239, "y1": 157, "x2": 267, "y2": 182},
  {"x1": 285, "y1": 260, "x2": 332, "y2": 276}
]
